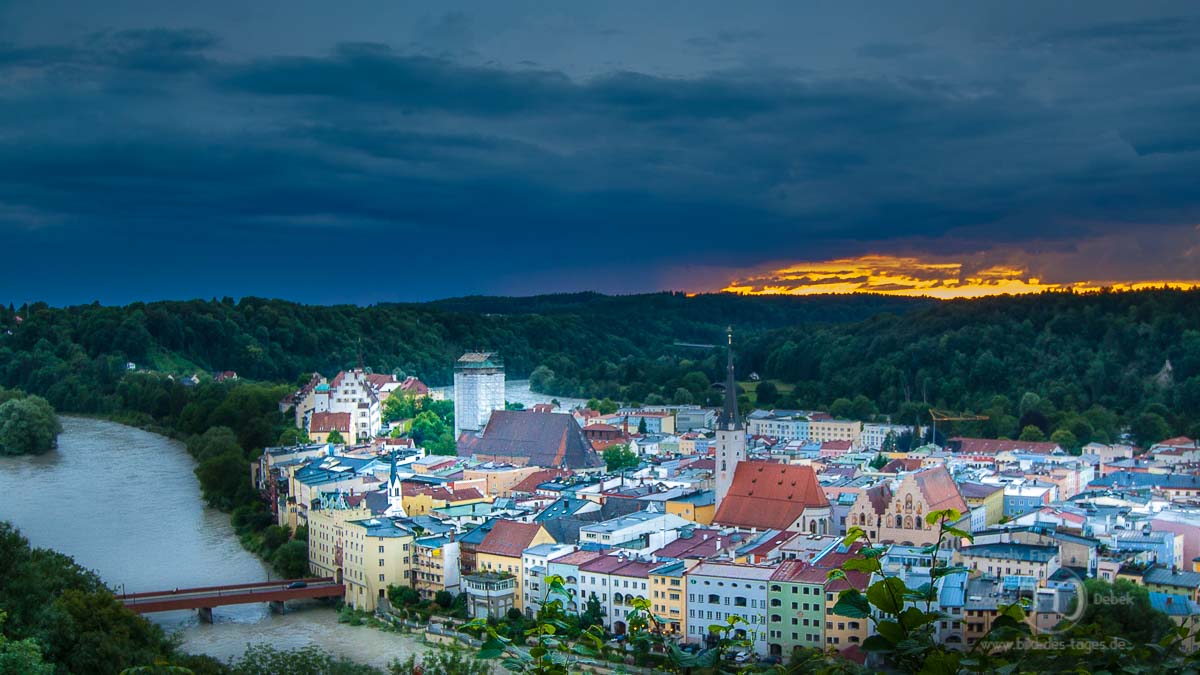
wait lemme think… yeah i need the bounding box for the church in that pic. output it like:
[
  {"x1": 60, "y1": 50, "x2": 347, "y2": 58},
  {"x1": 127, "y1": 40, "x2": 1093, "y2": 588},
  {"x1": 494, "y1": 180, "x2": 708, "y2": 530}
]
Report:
[{"x1": 710, "y1": 328, "x2": 833, "y2": 534}]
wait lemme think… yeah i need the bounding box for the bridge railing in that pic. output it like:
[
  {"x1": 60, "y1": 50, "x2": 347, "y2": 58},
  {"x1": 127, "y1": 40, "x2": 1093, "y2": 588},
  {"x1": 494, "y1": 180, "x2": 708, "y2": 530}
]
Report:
[{"x1": 117, "y1": 577, "x2": 335, "y2": 600}]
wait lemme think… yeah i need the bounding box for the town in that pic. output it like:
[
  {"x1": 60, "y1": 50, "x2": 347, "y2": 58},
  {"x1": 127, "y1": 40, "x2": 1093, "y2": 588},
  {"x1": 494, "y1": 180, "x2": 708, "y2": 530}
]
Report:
[{"x1": 257, "y1": 335, "x2": 1200, "y2": 666}]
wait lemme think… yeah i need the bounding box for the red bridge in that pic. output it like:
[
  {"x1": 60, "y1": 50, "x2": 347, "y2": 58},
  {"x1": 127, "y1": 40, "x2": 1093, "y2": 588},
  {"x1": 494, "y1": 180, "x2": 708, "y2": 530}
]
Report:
[{"x1": 118, "y1": 578, "x2": 344, "y2": 622}]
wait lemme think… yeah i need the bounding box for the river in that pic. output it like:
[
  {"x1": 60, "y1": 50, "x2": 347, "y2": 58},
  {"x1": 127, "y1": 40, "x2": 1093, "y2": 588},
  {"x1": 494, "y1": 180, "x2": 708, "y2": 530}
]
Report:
[{"x1": 0, "y1": 416, "x2": 433, "y2": 669}]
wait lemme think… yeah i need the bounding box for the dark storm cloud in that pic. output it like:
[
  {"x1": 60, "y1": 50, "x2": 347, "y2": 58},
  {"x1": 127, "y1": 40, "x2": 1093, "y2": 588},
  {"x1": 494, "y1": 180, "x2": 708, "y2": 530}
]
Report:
[{"x1": 2, "y1": 2, "x2": 1200, "y2": 304}]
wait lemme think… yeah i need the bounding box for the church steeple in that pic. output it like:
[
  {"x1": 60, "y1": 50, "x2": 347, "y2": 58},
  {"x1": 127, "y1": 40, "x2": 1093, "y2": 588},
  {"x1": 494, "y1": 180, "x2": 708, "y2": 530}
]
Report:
[{"x1": 717, "y1": 326, "x2": 741, "y2": 431}]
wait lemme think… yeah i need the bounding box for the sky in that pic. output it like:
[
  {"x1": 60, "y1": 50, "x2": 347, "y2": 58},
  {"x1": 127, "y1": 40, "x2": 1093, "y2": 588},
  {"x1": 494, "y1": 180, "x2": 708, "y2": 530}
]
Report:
[{"x1": 2, "y1": 1, "x2": 1199, "y2": 305}]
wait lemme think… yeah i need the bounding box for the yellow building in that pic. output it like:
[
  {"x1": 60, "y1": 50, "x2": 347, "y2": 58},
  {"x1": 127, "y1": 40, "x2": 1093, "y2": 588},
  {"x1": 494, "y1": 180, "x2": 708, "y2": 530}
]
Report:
[
  {"x1": 808, "y1": 419, "x2": 862, "y2": 444},
  {"x1": 342, "y1": 517, "x2": 415, "y2": 612},
  {"x1": 401, "y1": 485, "x2": 490, "y2": 517},
  {"x1": 665, "y1": 491, "x2": 716, "y2": 525},
  {"x1": 307, "y1": 494, "x2": 371, "y2": 583},
  {"x1": 959, "y1": 482, "x2": 1005, "y2": 527},
  {"x1": 649, "y1": 560, "x2": 690, "y2": 636},
  {"x1": 474, "y1": 520, "x2": 555, "y2": 613}
]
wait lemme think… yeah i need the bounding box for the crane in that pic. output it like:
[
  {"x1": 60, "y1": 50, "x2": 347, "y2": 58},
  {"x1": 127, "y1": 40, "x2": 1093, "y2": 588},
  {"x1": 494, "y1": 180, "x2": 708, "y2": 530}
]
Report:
[{"x1": 928, "y1": 408, "x2": 989, "y2": 448}]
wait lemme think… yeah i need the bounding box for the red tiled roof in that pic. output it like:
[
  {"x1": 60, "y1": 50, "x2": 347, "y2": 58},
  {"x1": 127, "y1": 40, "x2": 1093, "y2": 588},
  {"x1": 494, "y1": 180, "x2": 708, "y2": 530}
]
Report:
[
  {"x1": 404, "y1": 484, "x2": 485, "y2": 503},
  {"x1": 510, "y1": 469, "x2": 572, "y2": 494},
  {"x1": 477, "y1": 520, "x2": 547, "y2": 558},
  {"x1": 579, "y1": 555, "x2": 657, "y2": 577},
  {"x1": 399, "y1": 376, "x2": 429, "y2": 395},
  {"x1": 958, "y1": 481, "x2": 1004, "y2": 499},
  {"x1": 364, "y1": 373, "x2": 396, "y2": 390},
  {"x1": 550, "y1": 549, "x2": 606, "y2": 567},
  {"x1": 1156, "y1": 437, "x2": 1196, "y2": 448},
  {"x1": 652, "y1": 529, "x2": 722, "y2": 559},
  {"x1": 913, "y1": 466, "x2": 969, "y2": 514},
  {"x1": 949, "y1": 437, "x2": 1061, "y2": 455},
  {"x1": 821, "y1": 440, "x2": 853, "y2": 451},
  {"x1": 881, "y1": 457, "x2": 923, "y2": 473},
  {"x1": 713, "y1": 461, "x2": 829, "y2": 530},
  {"x1": 311, "y1": 411, "x2": 352, "y2": 433}
]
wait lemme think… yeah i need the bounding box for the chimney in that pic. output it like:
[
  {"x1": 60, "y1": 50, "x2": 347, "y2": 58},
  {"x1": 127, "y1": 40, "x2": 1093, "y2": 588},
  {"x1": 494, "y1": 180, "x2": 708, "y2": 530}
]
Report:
[{"x1": 448, "y1": 530, "x2": 456, "y2": 542}]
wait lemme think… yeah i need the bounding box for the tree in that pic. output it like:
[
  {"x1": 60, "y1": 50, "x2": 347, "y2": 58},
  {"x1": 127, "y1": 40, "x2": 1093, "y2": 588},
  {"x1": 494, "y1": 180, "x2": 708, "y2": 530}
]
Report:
[
  {"x1": 1019, "y1": 425, "x2": 1046, "y2": 442},
  {"x1": 390, "y1": 647, "x2": 490, "y2": 675},
  {"x1": 388, "y1": 584, "x2": 421, "y2": 608},
  {"x1": 435, "y1": 590, "x2": 455, "y2": 609},
  {"x1": 1132, "y1": 412, "x2": 1172, "y2": 446},
  {"x1": 829, "y1": 397, "x2": 854, "y2": 420},
  {"x1": 277, "y1": 426, "x2": 308, "y2": 446},
  {"x1": 869, "y1": 453, "x2": 888, "y2": 470},
  {"x1": 0, "y1": 611, "x2": 53, "y2": 675},
  {"x1": 580, "y1": 593, "x2": 605, "y2": 629},
  {"x1": 231, "y1": 644, "x2": 380, "y2": 675},
  {"x1": 1049, "y1": 428, "x2": 1079, "y2": 453},
  {"x1": 325, "y1": 429, "x2": 345, "y2": 444},
  {"x1": 186, "y1": 426, "x2": 241, "y2": 461},
  {"x1": 637, "y1": 417, "x2": 648, "y2": 434},
  {"x1": 382, "y1": 394, "x2": 416, "y2": 423},
  {"x1": 1063, "y1": 579, "x2": 1176, "y2": 644},
  {"x1": 271, "y1": 540, "x2": 309, "y2": 579},
  {"x1": 671, "y1": 387, "x2": 693, "y2": 405},
  {"x1": 755, "y1": 380, "x2": 778, "y2": 406},
  {"x1": 603, "y1": 444, "x2": 638, "y2": 473},
  {"x1": 0, "y1": 395, "x2": 61, "y2": 456},
  {"x1": 528, "y1": 365, "x2": 555, "y2": 392}
]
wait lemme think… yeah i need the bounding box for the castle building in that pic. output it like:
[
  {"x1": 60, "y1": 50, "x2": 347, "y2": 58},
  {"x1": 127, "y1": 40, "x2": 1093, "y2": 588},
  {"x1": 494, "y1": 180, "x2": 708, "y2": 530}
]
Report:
[{"x1": 453, "y1": 352, "x2": 506, "y2": 439}]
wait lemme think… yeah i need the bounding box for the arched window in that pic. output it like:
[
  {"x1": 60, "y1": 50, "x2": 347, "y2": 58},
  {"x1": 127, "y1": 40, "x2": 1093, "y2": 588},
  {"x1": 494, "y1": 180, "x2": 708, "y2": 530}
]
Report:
[
  {"x1": 771, "y1": 614, "x2": 782, "y2": 623},
  {"x1": 809, "y1": 520, "x2": 817, "y2": 534},
  {"x1": 904, "y1": 516, "x2": 913, "y2": 529},
  {"x1": 614, "y1": 593, "x2": 624, "y2": 605},
  {"x1": 905, "y1": 494, "x2": 913, "y2": 511},
  {"x1": 896, "y1": 515, "x2": 903, "y2": 528},
  {"x1": 721, "y1": 460, "x2": 727, "y2": 471}
]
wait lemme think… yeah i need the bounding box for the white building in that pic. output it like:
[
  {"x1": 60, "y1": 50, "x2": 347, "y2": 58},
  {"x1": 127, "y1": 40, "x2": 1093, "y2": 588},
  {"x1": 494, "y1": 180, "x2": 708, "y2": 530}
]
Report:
[
  {"x1": 685, "y1": 563, "x2": 774, "y2": 655},
  {"x1": 578, "y1": 510, "x2": 690, "y2": 553},
  {"x1": 577, "y1": 554, "x2": 660, "y2": 633},
  {"x1": 453, "y1": 352, "x2": 505, "y2": 439},
  {"x1": 860, "y1": 423, "x2": 923, "y2": 451},
  {"x1": 313, "y1": 369, "x2": 382, "y2": 439},
  {"x1": 521, "y1": 543, "x2": 576, "y2": 616}
]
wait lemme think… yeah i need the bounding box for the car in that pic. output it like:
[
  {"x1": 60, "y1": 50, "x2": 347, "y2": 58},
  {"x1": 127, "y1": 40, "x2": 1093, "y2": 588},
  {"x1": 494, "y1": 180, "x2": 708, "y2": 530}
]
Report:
[{"x1": 286, "y1": 581, "x2": 308, "y2": 589}]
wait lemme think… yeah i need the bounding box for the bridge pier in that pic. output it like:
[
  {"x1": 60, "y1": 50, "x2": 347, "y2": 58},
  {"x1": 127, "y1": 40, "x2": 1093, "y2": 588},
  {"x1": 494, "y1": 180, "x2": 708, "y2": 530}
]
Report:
[
  {"x1": 269, "y1": 600, "x2": 286, "y2": 615},
  {"x1": 197, "y1": 607, "x2": 214, "y2": 624}
]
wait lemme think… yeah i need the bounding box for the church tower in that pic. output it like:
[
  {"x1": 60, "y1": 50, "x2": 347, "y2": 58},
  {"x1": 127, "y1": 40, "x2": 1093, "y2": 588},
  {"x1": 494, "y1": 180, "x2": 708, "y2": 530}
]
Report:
[
  {"x1": 714, "y1": 326, "x2": 746, "y2": 510},
  {"x1": 385, "y1": 451, "x2": 407, "y2": 517}
]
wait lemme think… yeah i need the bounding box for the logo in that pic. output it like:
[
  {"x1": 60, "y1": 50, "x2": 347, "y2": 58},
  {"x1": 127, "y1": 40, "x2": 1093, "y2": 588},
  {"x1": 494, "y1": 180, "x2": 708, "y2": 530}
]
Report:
[{"x1": 1031, "y1": 566, "x2": 1086, "y2": 636}]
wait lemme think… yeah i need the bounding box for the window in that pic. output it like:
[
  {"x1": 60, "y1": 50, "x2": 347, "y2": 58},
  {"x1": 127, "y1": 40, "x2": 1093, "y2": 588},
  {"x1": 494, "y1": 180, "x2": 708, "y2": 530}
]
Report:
[{"x1": 378, "y1": 546, "x2": 385, "y2": 553}]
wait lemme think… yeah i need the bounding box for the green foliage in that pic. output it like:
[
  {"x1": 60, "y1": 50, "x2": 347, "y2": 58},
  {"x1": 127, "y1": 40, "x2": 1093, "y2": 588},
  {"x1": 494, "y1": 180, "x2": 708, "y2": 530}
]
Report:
[
  {"x1": 586, "y1": 398, "x2": 619, "y2": 415},
  {"x1": 1018, "y1": 424, "x2": 1046, "y2": 442},
  {"x1": 389, "y1": 646, "x2": 491, "y2": 675},
  {"x1": 0, "y1": 611, "x2": 53, "y2": 675},
  {"x1": 869, "y1": 453, "x2": 889, "y2": 470},
  {"x1": 755, "y1": 380, "x2": 778, "y2": 406},
  {"x1": 387, "y1": 584, "x2": 421, "y2": 608},
  {"x1": 637, "y1": 417, "x2": 648, "y2": 434},
  {"x1": 270, "y1": 540, "x2": 310, "y2": 579},
  {"x1": 276, "y1": 426, "x2": 308, "y2": 445},
  {"x1": 579, "y1": 593, "x2": 604, "y2": 630},
  {"x1": 602, "y1": 444, "x2": 639, "y2": 473},
  {"x1": 229, "y1": 644, "x2": 380, "y2": 675},
  {"x1": 0, "y1": 393, "x2": 61, "y2": 456},
  {"x1": 326, "y1": 428, "x2": 345, "y2": 444},
  {"x1": 0, "y1": 522, "x2": 182, "y2": 674}
]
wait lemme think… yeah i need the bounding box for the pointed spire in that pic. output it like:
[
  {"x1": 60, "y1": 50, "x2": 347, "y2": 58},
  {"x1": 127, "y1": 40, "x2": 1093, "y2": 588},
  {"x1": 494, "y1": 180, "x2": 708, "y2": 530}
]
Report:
[
  {"x1": 718, "y1": 326, "x2": 741, "y2": 430},
  {"x1": 357, "y1": 337, "x2": 364, "y2": 372},
  {"x1": 389, "y1": 450, "x2": 398, "y2": 486}
]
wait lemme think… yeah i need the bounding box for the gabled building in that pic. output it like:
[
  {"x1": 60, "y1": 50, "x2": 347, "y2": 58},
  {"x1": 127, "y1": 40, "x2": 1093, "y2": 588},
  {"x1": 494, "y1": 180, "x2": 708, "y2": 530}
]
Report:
[
  {"x1": 458, "y1": 410, "x2": 604, "y2": 470},
  {"x1": 712, "y1": 462, "x2": 832, "y2": 534},
  {"x1": 845, "y1": 465, "x2": 969, "y2": 546},
  {"x1": 474, "y1": 520, "x2": 556, "y2": 613}
]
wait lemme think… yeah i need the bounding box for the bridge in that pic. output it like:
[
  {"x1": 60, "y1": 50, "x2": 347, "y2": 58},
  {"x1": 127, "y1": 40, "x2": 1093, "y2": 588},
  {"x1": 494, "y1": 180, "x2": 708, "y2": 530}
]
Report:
[{"x1": 118, "y1": 577, "x2": 344, "y2": 623}]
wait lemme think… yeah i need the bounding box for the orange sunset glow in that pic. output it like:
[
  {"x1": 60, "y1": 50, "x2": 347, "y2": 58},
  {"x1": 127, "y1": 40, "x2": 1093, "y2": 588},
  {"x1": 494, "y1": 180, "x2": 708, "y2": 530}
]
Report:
[{"x1": 721, "y1": 255, "x2": 1200, "y2": 299}]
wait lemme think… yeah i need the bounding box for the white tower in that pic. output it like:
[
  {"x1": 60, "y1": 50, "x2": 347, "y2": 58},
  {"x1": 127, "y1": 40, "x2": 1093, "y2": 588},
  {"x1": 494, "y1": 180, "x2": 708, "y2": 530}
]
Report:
[
  {"x1": 714, "y1": 327, "x2": 745, "y2": 510},
  {"x1": 453, "y1": 352, "x2": 505, "y2": 439}
]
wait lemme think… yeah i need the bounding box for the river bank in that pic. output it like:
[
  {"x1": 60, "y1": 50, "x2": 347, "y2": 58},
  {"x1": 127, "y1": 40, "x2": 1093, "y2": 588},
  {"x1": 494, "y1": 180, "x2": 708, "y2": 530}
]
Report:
[{"x1": 0, "y1": 416, "x2": 435, "y2": 668}]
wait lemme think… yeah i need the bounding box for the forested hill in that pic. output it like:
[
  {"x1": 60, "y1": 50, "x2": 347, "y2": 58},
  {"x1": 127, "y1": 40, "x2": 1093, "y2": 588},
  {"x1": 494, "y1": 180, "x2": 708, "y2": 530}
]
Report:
[
  {"x1": 0, "y1": 289, "x2": 1198, "y2": 442},
  {"x1": 0, "y1": 292, "x2": 925, "y2": 395}
]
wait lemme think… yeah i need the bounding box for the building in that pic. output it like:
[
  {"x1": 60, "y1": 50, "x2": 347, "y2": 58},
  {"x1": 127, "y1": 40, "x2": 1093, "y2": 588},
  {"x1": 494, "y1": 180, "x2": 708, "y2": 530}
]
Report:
[
  {"x1": 341, "y1": 517, "x2": 415, "y2": 612},
  {"x1": 685, "y1": 562, "x2": 774, "y2": 655},
  {"x1": 309, "y1": 412, "x2": 354, "y2": 444},
  {"x1": 767, "y1": 541, "x2": 871, "y2": 658},
  {"x1": 578, "y1": 510, "x2": 690, "y2": 552},
  {"x1": 453, "y1": 352, "x2": 505, "y2": 439},
  {"x1": 649, "y1": 560, "x2": 689, "y2": 636},
  {"x1": 463, "y1": 572, "x2": 518, "y2": 619},
  {"x1": 958, "y1": 543, "x2": 1060, "y2": 591},
  {"x1": 746, "y1": 410, "x2": 810, "y2": 442},
  {"x1": 665, "y1": 490, "x2": 716, "y2": 525},
  {"x1": 715, "y1": 328, "x2": 746, "y2": 510},
  {"x1": 577, "y1": 555, "x2": 660, "y2": 633},
  {"x1": 712, "y1": 462, "x2": 832, "y2": 534},
  {"x1": 412, "y1": 533, "x2": 462, "y2": 600},
  {"x1": 808, "y1": 418, "x2": 863, "y2": 445},
  {"x1": 314, "y1": 369, "x2": 383, "y2": 440},
  {"x1": 521, "y1": 543, "x2": 576, "y2": 616},
  {"x1": 546, "y1": 549, "x2": 607, "y2": 615},
  {"x1": 458, "y1": 410, "x2": 604, "y2": 470},
  {"x1": 474, "y1": 520, "x2": 556, "y2": 613},
  {"x1": 860, "y1": 423, "x2": 919, "y2": 451},
  {"x1": 676, "y1": 407, "x2": 717, "y2": 432},
  {"x1": 844, "y1": 466, "x2": 969, "y2": 546},
  {"x1": 959, "y1": 481, "x2": 1005, "y2": 529}
]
